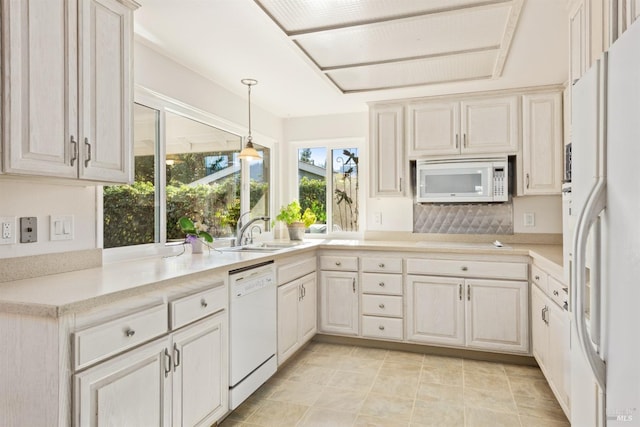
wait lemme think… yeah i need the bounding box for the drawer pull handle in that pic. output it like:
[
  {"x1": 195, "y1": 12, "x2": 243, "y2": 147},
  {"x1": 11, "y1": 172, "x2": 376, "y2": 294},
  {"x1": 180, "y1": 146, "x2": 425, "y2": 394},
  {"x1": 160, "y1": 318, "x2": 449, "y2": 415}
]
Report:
[
  {"x1": 553, "y1": 290, "x2": 559, "y2": 296},
  {"x1": 336, "y1": 261, "x2": 342, "y2": 266},
  {"x1": 535, "y1": 275, "x2": 540, "y2": 281},
  {"x1": 125, "y1": 329, "x2": 135, "y2": 337},
  {"x1": 378, "y1": 282, "x2": 385, "y2": 287},
  {"x1": 378, "y1": 263, "x2": 385, "y2": 268},
  {"x1": 200, "y1": 299, "x2": 208, "y2": 308},
  {"x1": 379, "y1": 303, "x2": 385, "y2": 309},
  {"x1": 378, "y1": 325, "x2": 385, "y2": 330},
  {"x1": 461, "y1": 266, "x2": 468, "y2": 271}
]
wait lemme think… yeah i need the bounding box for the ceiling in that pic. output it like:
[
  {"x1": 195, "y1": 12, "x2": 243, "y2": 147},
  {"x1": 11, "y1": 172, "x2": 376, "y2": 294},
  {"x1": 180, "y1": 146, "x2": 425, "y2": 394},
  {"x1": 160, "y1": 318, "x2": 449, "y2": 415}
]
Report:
[{"x1": 133, "y1": 0, "x2": 569, "y2": 118}]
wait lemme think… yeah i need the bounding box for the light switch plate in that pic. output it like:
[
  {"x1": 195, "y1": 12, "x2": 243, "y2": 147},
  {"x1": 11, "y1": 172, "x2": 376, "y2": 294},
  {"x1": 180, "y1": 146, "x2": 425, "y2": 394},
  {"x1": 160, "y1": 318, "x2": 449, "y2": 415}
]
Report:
[
  {"x1": 0, "y1": 216, "x2": 16, "y2": 245},
  {"x1": 50, "y1": 215, "x2": 74, "y2": 241},
  {"x1": 20, "y1": 217, "x2": 37, "y2": 243},
  {"x1": 524, "y1": 212, "x2": 535, "y2": 227}
]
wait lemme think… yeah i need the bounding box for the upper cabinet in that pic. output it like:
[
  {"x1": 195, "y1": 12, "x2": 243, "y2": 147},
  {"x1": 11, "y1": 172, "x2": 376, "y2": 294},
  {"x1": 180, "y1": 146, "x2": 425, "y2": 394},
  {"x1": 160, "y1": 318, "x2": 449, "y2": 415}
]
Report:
[
  {"x1": 369, "y1": 104, "x2": 405, "y2": 197},
  {"x1": 407, "y1": 95, "x2": 519, "y2": 158},
  {"x1": 521, "y1": 91, "x2": 564, "y2": 195},
  {"x1": 1, "y1": 0, "x2": 138, "y2": 183}
]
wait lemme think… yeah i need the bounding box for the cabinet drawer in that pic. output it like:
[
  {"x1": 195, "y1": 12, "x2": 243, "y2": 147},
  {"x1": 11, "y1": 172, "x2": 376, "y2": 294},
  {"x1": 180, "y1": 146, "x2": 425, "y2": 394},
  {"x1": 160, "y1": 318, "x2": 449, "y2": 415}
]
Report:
[
  {"x1": 278, "y1": 257, "x2": 316, "y2": 285},
  {"x1": 362, "y1": 295, "x2": 403, "y2": 317},
  {"x1": 548, "y1": 275, "x2": 568, "y2": 309},
  {"x1": 361, "y1": 257, "x2": 402, "y2": 273},
  {"x1": 407, "y1": 258, "x2": 528, "y2": 281},
  {"x1": 170, "y1": 284, "x2": 226, "y2": 330},
  {"x1": 362, "y1": 273, "x2": 403, "y2": 295},
  {"x1": 74, "y1": 303, "x2": 168, "y2": 370},
  {"x1": 531, "y1": 265, "x2": 549, "y2": 292},
  {"x1": 362, "y1": 316, "x2": 403, "y2": 340},
  {"x1": 320, "y1": 255, "x2": 358, "y2": 271}
]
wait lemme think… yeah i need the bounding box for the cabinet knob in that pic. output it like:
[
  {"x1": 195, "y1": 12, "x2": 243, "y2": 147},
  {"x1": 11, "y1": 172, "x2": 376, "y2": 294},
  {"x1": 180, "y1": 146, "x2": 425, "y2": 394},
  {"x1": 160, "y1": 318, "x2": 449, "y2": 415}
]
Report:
[
  {"x1": 535, "y1": 275, "x2": 540, "y2": 281},
  {"x1": 378, "y1": 263, "x2": 385, "y2": 268},
  {"x1": 378, "y1": 325, "x2": 385, "y2": 330},
  {"x1": 378, "y1": 282, "x2": 385, "y2": 287},
  {"x1": 200, "y1": 299, "x2": 208, "y2": 308},
  {"x1": 378, "y1": 303, "x2": 385, "y2": 309},
  {"x1": 553, "y1": 290, "x2": 559, "y2": 296},
  {"x1": 335, "y1": 261, "x2": 341, "y2": 266},
  {"x1": 125, "y1": 329, "x2": 135, "y2": 337},
  {"x1": 461, "y1": 266, "x2": 468, "y2": 271}
]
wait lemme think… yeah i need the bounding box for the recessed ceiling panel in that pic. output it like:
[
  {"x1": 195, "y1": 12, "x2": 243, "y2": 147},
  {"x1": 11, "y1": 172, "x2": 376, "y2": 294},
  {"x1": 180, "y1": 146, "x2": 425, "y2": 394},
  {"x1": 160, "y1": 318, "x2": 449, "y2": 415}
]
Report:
[
  {"x1": 296, "y1": 5, "x2": 511, "y2": 68},
  {"x1": 328, "y1": 49, "x2": 498, "y2": 92},
  {"x1": 256, "y1": 0, "x2": 497, "y2": 33}
]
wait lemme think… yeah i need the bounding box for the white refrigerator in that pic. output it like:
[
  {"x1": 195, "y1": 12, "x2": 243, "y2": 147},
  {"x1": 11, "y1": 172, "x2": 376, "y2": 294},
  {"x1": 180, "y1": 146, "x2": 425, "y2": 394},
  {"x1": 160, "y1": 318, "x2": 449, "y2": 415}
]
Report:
[{"x1": 570, "y1": 18, "x2": 640, "y2": 427}]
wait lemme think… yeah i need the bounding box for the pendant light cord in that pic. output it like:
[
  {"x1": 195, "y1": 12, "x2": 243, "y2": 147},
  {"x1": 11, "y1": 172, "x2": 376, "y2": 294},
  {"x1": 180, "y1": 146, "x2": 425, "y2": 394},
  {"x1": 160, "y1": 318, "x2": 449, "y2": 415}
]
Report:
[{"x1": 247, "y1": 83, "x2": 252, "y2": 141}]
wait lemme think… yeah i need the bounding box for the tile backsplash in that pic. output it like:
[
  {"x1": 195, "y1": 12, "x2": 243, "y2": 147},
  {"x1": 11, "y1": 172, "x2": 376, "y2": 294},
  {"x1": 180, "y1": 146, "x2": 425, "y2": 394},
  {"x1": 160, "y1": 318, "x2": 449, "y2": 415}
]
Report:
[{"x1": 413, "y1": 202, "x2": 513, "y2": 234}]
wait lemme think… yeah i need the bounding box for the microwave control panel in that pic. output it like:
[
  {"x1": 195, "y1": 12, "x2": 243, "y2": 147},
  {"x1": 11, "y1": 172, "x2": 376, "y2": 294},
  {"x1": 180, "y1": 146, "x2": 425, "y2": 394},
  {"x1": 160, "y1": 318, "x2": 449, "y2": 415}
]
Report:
[{"x1": 493, "y1": 167, "x2": 506, "y2": 199}]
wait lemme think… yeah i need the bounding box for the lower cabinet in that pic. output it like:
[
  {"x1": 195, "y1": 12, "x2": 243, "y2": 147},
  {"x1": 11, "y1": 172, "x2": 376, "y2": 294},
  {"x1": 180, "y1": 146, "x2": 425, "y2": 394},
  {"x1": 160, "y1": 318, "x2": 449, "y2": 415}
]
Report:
[
  {"x1": 319, "y1": 270, "x2": 359, "y2": 335},
  {"x1": 277, "y1": 272, "x2": 317, "y2": 364},
  {"x1": 74, "y1": 311, "x2": 227, "y2": 427},
  {"x1": 406, "y1": 275, "x2": 529, "y2": 353}
]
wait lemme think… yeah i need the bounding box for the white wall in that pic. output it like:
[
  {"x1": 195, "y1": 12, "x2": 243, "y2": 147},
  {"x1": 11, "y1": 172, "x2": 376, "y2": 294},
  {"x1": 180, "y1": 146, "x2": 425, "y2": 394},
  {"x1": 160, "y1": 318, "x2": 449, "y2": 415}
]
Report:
[{"x1": 0, "y1": 181, "x2": 97, "y2": 259}]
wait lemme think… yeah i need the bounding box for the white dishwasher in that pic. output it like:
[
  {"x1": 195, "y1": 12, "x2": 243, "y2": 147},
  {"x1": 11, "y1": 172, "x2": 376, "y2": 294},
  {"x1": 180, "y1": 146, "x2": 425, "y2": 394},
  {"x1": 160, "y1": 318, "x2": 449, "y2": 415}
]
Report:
[{"x1": 228, "y1": 261, "x2": 277, "y2": 409}]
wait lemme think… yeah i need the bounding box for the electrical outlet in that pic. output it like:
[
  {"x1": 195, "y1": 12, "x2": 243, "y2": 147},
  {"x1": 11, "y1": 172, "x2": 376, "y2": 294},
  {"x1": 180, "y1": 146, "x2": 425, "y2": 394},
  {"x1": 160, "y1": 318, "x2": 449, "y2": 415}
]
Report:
[
  {"x1": 374, "y1": 212, "x2": 382, "y2": 225},
  {"x1": 524, "y1": 212, "x2": 535, "y2": 227},
  {"x1": 20, "y1": 217, "x2": 38, "y2": 243},
  {"x1": 0, "y1": 217, "x2": 17, "y2": 245}
]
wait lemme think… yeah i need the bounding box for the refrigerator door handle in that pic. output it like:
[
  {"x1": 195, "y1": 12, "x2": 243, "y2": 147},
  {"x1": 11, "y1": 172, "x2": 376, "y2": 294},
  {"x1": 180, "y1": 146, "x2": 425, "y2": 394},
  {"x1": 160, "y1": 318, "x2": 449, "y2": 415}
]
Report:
[{"x1": 572, "y1": 176, "x2": 607, "y2": 392}]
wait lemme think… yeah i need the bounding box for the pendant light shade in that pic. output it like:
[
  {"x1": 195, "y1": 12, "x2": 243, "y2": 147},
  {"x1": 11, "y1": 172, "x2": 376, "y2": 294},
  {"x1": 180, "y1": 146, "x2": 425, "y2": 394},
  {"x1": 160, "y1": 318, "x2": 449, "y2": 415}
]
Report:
[{"x1": 239, "y1": 78, "x2": 262, "y2": 161}]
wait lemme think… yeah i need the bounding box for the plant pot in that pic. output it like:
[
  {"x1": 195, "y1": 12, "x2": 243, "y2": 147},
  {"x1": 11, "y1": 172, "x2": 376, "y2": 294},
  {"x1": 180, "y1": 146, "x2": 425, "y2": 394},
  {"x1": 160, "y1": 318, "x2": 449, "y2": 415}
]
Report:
[
  {"x1": 190, "y1": 238, "x2": 204, "y2": 254},
  {"x1": 287, "y1": 222, "x2": 306, "y2": 241}
]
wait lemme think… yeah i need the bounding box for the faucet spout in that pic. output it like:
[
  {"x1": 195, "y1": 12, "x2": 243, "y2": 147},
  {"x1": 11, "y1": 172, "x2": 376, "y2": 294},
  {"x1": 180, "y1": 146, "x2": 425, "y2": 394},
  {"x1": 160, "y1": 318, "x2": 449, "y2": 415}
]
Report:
[{"x1": 235, "y1": 213, "x2": 270, "y2": 246}]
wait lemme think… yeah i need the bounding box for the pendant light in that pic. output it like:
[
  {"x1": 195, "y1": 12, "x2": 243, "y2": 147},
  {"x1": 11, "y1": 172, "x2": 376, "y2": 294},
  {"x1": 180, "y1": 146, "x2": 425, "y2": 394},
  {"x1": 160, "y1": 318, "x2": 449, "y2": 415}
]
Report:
[{"x1": 239, "y1": 78, "x2": 262, "y2": 160}]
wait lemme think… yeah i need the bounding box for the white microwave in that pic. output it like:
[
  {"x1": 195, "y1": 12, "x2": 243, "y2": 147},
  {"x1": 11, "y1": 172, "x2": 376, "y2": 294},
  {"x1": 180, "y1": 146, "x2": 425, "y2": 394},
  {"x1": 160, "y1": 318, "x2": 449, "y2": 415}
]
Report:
[{"x1": 416, "y1": 158, "x2": 508, "y2": 203}]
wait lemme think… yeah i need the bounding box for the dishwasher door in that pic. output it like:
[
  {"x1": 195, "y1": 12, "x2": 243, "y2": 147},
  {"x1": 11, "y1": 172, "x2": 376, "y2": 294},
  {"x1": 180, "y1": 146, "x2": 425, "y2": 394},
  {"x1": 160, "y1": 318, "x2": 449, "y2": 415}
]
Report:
[{"x1": 229, "y1": 264, "x2": 277, "y2": 387}]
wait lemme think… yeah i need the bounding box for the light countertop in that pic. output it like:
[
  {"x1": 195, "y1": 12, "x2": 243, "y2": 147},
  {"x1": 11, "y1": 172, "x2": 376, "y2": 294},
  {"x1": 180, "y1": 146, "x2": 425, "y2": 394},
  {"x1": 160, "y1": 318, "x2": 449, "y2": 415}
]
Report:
[{"x1": 0, "y1": 240, "x2": 563, "y2": 318}]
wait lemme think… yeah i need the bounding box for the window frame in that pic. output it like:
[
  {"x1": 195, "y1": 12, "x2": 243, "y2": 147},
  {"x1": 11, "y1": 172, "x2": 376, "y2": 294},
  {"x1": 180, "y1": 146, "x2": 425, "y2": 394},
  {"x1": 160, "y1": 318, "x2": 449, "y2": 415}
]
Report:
[
  {"x1": 287, "y1": 137, "x2": 366, "y2": 239},
  {"x1": 101, "y1": 86, "x2": 276, "y2": 262}
]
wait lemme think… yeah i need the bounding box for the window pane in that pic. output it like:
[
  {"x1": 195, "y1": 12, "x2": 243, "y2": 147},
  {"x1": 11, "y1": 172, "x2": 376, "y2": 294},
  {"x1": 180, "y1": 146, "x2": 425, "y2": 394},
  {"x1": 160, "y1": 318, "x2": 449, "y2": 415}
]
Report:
[
  {"x1": 332, "y1": 148, "x2": 359, "y2": 232},
  {"x1": 298, "y1": 148, "x2": 326, "y2": 233},
  {"x1": 103, "y1": 103, "x2": 159, "y2": 248},
  {"x1": 250, "y1": 144, "x2": 270, "y2": 224},
  {"x1": 165, "y1": 112, "x2": 242, "y2": 240}
]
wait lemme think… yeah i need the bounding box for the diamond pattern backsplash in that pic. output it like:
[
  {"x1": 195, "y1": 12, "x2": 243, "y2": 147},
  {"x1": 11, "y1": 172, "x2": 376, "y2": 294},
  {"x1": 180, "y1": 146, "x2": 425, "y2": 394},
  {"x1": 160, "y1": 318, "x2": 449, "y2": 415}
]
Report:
[{"x1": 413, "y1": 203, "x2": 513, "y2": 234}]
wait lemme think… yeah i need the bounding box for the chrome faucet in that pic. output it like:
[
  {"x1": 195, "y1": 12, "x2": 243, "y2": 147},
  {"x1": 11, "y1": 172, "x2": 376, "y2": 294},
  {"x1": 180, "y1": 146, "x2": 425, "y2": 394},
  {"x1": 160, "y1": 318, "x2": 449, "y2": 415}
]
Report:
[{"x1": 234, "y1": 213, "x2": 270, "y2": 246}]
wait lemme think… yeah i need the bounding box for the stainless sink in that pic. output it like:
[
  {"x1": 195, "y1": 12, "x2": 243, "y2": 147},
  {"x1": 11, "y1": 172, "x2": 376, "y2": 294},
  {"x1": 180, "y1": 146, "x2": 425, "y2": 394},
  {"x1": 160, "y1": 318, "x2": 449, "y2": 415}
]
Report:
[{"x1": 219, "y1": 241, "x2": 303, "y2": 253}]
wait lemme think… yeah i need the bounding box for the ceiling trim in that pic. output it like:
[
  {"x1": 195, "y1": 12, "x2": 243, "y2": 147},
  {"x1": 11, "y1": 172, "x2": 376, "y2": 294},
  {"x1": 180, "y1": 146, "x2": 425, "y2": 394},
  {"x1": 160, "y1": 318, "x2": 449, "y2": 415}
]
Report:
[
  {"x1": 492, "y1": 0, "x2": 524, "y2": 77},
  {"x1": 336, "y1": 75, "x2": 494, "y2": 95}
]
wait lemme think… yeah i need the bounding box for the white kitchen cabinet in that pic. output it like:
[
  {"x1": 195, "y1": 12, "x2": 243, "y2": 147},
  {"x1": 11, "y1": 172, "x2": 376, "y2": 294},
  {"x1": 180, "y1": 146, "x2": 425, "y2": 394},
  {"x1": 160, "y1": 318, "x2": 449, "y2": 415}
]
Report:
[
  {"x1": 465, "y1": 279, "x2": 529, "y2": 353},
  {"x1": 521, "y1": 91, "x2": 564, "y2": 195},
  {"x1": 1, "y1": 0, "x2": 136, "y2": 183},
  {"x1": 408, "y1": 96, "x2": 519, "y2": 158},
  {"x1": 531, "y1": 285, "x2": 549, "y2": 366},
  {"x1": 570, "y1": 1, "x2": 588, "y2": 84},
  {"x1": 360, "y1": 255, "x2": 403, "y2": 341},
  {"x1": 405, "y1": 275, "x2": 465, "y2": 346},
  {"x1": 319, "y1": 270, "x2": 359, "y2": 336},
  {"x1": 277, "y1": 272, "x2": 317, "y2": 364},
  {"x1": 369, "y1": 104, "x2": 405, "y2": 196}
]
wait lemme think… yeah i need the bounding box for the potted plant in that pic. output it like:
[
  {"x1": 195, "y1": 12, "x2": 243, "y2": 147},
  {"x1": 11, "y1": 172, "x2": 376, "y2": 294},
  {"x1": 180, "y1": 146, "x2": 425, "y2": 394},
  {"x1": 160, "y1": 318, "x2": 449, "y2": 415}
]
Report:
[
  {"x1": 275, "y1": 200, "x2": 316, "y2": 240},
  {"x1": 178, "y1": 216, "x2": 213, "y2": 253}
]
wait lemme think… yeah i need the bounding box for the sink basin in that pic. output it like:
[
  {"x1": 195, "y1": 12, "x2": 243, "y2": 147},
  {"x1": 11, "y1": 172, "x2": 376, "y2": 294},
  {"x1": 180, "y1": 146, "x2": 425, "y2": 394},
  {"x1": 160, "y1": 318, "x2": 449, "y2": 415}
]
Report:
[{"x1": 219, "y1": 241, "x2": 303, "y2": 253}]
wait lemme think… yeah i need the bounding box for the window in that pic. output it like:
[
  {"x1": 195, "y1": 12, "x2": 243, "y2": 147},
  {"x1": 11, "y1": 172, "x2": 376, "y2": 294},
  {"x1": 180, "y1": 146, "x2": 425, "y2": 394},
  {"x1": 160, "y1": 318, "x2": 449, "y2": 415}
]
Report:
[
  {"x1": 297, "y1": 145, "x2": 359, "y2": 234},
  {"x1": 103, "y1": 99, "x2": 271, "y2": 249}
]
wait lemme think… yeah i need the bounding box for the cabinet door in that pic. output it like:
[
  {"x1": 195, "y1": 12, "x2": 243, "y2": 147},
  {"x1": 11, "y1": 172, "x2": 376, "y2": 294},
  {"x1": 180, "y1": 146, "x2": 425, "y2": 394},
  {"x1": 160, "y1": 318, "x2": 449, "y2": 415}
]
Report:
[
  {"x1": 2, "y1": 0, "x2": 78, "y2": 178},
  {"x1": 522, "y1": 92, "x2": 563, "y2": 195},
  {"x1": 465, "y1": 279, "x2": 529, "y2": 353},
  {"x1": 548, "y1": 302, "x2": 571, "y2": 408},
  {"x1": 461, "y1": 96, "x2": 519, "y2": 154},
  {"x1": 570, "y1": 1, "x2": 587, "y2": 84},
  {"x1": 74, "y1": 337, "x2": 170, "y2": 427},
  {"x1": 405, "y1": 275, "x2": 465, "y2": 346},
  {"x1": 78, "y1": 0, "x2": 133, "y2": 182},
  {"x1": 531, "y1": 284, "x2": 549, "y2": 368},
  {"x1": 277, "y1": 280, "x2": 302, "y2": 364},
  {"x1": 407, "y1": 101, "x2": 460, "y2": 157},
  {"x1": 319, "y1": 271, "x2": 359, "y2": 335},
  {"x1": 370, "y1": 104, "x2": 404, "y2": 196},
  {"x1": 172, "y1": 313, "x2": 228, "y2": 427},
  {"x1": 299, "y1": 272, "x2": 318, "y2": 344}
]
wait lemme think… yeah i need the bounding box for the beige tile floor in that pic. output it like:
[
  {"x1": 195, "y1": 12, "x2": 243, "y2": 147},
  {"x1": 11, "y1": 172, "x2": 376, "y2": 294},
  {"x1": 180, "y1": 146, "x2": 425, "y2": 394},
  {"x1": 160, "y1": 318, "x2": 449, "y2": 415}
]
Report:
[{"x1": 220, "y1": 341, "x2": 570, "y2": 427}]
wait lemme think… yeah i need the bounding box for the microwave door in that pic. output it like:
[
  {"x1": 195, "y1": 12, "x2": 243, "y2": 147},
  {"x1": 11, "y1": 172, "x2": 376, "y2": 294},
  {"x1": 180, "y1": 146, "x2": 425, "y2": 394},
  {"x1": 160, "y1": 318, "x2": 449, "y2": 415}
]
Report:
[{"x1": 419, "y1": 166, "x2": 490, "y2": 202}]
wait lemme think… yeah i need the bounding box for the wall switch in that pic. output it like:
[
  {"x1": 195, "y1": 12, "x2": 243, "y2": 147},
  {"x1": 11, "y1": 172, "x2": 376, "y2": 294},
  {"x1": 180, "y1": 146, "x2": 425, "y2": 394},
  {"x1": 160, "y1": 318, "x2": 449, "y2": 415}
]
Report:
[
  {"x1": 20, "y1": 217, "x2": 37, "y2": 243},
  {"x1": 524, "y1": 212, "x2": 535, "y2": 227},
  {"x1": 0, "y1": 217, "x2": 17, "y2": 245},
  {"x1": 374, "y1": 212, "x2": 382, "y2": 225},
  {"x1": 50, "y1": 215, "x2": 74, "y2": 241}
]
